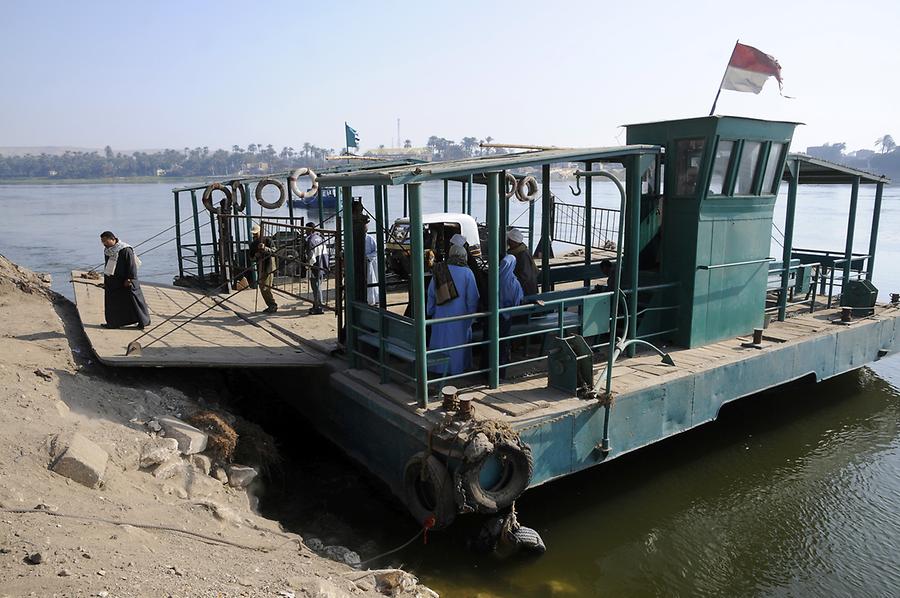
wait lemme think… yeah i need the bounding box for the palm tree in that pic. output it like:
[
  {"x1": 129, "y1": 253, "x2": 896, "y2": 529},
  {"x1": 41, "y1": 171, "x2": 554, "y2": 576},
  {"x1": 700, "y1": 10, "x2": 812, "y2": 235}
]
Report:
[
  {"x1": 875, "y1": 134, "x2": 896, "y2": 154},
  {"x1": 302, "y1": 142, "x2": 312, "y2": 159}
]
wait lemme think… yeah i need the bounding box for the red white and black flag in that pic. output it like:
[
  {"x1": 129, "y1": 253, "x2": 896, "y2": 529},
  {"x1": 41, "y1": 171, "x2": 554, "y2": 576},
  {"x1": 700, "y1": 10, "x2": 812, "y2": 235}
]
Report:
[{"x1": 721, "y1": 42, "x2": 784, "y2": 94}]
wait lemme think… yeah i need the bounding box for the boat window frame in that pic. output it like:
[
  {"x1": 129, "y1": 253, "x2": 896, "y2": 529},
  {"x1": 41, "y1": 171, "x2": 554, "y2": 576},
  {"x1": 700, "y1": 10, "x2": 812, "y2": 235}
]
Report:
[
  {"x1": 733, "y1": 139, "x2": 764, "y2": 196},
  {"x1": 672, "y1": 137, "x2": 707, "y2": 198},
  {"x1": 761, "y1": 140, "x2": 788, "y2": 195},
  {"x1": 707, "y1": 137, "x2": 737, "y2": 197}
]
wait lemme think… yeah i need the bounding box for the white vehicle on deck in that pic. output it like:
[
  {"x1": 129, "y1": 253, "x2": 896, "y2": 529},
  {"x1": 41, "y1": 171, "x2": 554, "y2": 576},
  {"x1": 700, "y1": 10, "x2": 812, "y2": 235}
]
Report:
[{"x1": 386, "y1": 212, "x2": 481, "y2": 277}]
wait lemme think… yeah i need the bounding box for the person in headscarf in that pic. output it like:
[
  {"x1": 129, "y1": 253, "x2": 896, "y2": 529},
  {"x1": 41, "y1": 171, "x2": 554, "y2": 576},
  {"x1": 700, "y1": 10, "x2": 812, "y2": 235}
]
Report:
[
  {"x1": 250, "y1": 223, "x2": 278, "y2": 313},
  {"x1": 365, "y1": 231, "x2": 379, "y2": 306},
  {"x1": 426, "y1": 244, "x2": 480, "y2": 376},
  {"x1": 506, "y1": 228, "x2": 539, "y2": 296},
  {"x1": 99, "y1": 231, "x2": 151, "y2": 329},
  {"x1": 499, "y1": 253, "x2": 524, "y2": 371},
  {"x1": 305, "y1": 222, "x2": 329, "y2": 315}
]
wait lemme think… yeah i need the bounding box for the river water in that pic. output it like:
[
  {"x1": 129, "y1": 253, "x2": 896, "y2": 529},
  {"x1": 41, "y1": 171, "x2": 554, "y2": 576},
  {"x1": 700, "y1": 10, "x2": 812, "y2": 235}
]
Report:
[{"x1": 1, "y1": 180, "x2": 898, "y2": 596}]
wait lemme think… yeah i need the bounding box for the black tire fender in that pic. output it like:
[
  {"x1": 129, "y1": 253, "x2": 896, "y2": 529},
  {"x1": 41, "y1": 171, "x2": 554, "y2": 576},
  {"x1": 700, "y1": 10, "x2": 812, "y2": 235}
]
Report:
[
  {"x1": 402, "y1": 452, "x2": 457, "y2": 529},
  {"x1": 201, "y1": 182, "x2": 233, "y2": 214},
  {"x1": 289, "y1": 167, "x2": 319, "y2": 199},
  {"x1": 255, "y1": 178, "x2": 286, "y2": 209},
  {"x1": 463, "y1": 441, "x2": 533, "y2": 513}
]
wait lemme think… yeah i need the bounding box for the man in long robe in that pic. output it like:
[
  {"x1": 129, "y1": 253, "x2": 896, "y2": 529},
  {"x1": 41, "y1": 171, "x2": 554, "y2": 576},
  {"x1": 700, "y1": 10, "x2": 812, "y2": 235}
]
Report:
[
  {"x1": 499, "y1": 254, "x2": 524, "y2": 370},
  {"x1": 426, "y1": 245, "x2": 479, "y2": 376},
  {"x1": 100, "y1": 231, "x2": 151, "y2": 329},
  {"x1": 506, "y1": 228, "x2": 539, "y2": 296}
]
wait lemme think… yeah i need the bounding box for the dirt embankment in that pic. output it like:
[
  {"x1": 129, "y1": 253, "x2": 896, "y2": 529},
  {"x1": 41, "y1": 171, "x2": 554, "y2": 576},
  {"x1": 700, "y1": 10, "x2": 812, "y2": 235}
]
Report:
[{"x1": 0, "y1": 255, "x2": 434, "y2": 597}]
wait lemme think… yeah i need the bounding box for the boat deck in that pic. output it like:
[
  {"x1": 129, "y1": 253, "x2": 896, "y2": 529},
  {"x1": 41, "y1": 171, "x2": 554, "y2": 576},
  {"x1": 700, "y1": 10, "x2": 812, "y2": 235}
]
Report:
[
  {"x1": 334, "y1": 302, "x2": 900, "y2": 430},
  {"x1": 71, "y1": 271, "x2": 338, "y2": 367}
]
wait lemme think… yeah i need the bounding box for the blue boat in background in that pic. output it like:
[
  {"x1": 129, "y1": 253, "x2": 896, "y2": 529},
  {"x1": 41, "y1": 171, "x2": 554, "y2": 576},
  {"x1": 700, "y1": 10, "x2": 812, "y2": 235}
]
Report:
[{"x1": 292, "y1": 186, "x2": 337, "y2": 209}]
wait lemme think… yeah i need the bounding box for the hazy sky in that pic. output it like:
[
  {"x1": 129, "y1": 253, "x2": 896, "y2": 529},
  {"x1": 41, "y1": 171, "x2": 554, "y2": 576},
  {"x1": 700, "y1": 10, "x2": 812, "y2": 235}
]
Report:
[{"x1": 2, "y1": 0, "x2": 897, "y2": 154}]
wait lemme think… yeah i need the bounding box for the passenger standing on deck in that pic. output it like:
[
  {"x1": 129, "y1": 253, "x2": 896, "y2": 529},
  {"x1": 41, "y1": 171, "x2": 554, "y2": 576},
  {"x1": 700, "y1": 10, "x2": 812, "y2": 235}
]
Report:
[
  {"x1": 99, "y1": 231, "x2": 151, "y2": 329},
  {"x1": 506, "y1": 228, "x2": 539, "y2": 296},
  {"x1": 250, "y1": 223, "x2": 278, "y2": 313},
  {"x1": 499, "y1": 254, "x2": 524, "y2": 371},
  {"x1": 305, "y1": 222, "x2": 329, "y2": 315},
  {"x1": 365, "y1": 231, "x2": 379, "y2": 306},
  {"x1": 426, "y1": 244, "x2": 480, "y2": 375}
]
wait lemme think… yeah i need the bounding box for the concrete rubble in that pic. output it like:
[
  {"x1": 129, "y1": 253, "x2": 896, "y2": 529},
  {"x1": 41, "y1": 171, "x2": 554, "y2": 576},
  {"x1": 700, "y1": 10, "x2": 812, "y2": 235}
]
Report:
[
  {"x1": 154, "y1": 416, "x2": 208, "y2": 454},
  {"x1": 49, "y1": 432, "x2": 108, "y2": 488}
]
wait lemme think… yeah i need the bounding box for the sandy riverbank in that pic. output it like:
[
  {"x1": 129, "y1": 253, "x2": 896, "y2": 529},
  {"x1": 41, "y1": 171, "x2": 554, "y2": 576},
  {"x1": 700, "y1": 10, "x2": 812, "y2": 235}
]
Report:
[{"x1": 0, "y1": 255, "x2": 434, "y2": 597}]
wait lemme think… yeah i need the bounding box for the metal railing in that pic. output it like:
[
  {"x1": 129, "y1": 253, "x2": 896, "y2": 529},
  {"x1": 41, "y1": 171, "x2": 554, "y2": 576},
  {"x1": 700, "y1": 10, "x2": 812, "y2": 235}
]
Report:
[
  {"x1": 258, "y1": 219, "x2": 339, "y2": 311},
  {"x1": 552, "y1": 201, "x2": 620, "y2": 250}
]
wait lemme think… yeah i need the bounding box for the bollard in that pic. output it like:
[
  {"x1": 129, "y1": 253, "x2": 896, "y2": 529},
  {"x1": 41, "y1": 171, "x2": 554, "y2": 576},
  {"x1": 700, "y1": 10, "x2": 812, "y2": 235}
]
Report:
[
  {"x1": 457, "y1": 394, "x2": 474, "y2": 420},
  {"x1": 441, "y1": 386, "x2": 459, "y2": 411},
  {"x1": 752, "y1": 328, "x2": 764, "y2": 345},
  {"x1": 891, "y1": 292, "x2": 899, "y2": 305},
  {"x1": 841, "y1": 307, "x2": 853, "y2": 323}
]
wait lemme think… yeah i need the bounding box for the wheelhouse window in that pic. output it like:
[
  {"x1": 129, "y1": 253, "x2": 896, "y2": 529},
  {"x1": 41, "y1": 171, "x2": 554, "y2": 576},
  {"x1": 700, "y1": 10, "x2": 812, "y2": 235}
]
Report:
[
  {"x1": 734, "y1": 141, "x2": 762, "y2": 195},
  {"x1": 708, "y1": 140, "x2": 735, "y2": 195},
  {"x1": 675, "y1": 138, "x2": 706, "y2": 196},
  {"x1": 761, "y1": 142, "x2": 785, "y2": 194}
]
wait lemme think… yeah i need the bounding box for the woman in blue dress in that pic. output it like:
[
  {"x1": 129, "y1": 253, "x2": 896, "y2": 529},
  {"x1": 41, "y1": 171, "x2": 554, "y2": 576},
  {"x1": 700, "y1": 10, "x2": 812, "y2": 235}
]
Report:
[{"x1": 426, "y1": 245, "x2": 480, "y2": 375}]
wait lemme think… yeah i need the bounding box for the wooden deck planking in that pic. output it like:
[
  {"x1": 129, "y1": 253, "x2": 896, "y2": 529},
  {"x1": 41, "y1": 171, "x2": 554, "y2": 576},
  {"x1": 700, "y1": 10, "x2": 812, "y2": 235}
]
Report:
[{"x1": 72, "y1": 272, "x2": 324, "y2": 367}]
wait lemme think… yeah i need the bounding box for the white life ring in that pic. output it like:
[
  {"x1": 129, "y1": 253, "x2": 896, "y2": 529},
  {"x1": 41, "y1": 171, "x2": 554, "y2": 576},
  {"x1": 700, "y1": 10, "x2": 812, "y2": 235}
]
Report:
[
  {"x1": 515, "y1": 176, "x2": 539, "y2": 203},
  {"x1": 504, "y1": 173, "x2": 517, "y2": 200},
  {"x1": 289, "y1": 167, "x2": 319, "y2": 199}
]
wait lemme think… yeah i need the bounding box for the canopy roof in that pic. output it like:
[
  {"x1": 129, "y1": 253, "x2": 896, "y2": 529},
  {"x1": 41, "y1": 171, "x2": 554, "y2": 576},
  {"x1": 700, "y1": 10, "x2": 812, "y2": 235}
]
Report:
[
  {"x1": 315, "y1": 145, "x2": 662, "y2": 186},
  {"x1": 784, "y1": 153, "x2": 890, "y2": 185}
]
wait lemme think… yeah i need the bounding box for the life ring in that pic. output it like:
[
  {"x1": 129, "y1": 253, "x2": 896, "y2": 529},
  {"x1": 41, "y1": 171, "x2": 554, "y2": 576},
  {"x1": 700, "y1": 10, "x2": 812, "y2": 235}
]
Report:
[
  {"x1": 289, "y1": 167, "x2": 319, "y2": 199},
  {"x1": 402, "y1": 452, "x2": 457, "y2": 529},
  {"x1": 504, "y1": 173, "x2": 517, "y2": 200},
  {"x1": 201, "y1": 182, "x2": 233, "y2": 214},
  {"x1": 255, "y1": 178, "x2": 286, "y2": 209},
  {"x1": 515, "y1": 176, "x2": 539, "y2": 203},
  {"x1": 229, "y1": 180, "x2": 247, "y2": 212},
  {"x1": 462, "y1": 440, "x2": 533, "y2": 513}
]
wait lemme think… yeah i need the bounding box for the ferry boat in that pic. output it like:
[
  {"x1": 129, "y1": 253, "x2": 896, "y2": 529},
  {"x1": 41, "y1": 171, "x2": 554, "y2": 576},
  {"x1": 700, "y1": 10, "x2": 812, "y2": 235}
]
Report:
[{"x1": 72, "y1": 115, "x2": 898, "y2": 530}]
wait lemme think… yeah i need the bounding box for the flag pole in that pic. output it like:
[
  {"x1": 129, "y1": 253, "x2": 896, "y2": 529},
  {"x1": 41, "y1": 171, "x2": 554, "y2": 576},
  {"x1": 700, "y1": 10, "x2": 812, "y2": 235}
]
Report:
[{"x1": 709, "y1": 39, "x2": 739, "y2": 116}]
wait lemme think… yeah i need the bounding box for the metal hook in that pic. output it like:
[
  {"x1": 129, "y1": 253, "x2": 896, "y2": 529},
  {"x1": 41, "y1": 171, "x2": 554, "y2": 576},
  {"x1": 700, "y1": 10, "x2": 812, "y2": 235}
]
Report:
[{"x1": 569, "y1": 175, "x2": 582, "y2": 197}]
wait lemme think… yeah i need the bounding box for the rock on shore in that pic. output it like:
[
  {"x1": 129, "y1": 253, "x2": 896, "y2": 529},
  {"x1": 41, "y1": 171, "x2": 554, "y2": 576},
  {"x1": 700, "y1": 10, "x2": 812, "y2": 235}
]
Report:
[{"x1": 0, "y1": 255, "x2": 436, "y2": 597}]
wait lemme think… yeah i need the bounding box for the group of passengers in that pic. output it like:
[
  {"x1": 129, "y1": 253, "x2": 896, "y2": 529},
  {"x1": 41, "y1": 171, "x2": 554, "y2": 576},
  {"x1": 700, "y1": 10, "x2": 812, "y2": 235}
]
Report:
[{"x1": 426, "y1": 229, "x2": 539, "y2": 377}]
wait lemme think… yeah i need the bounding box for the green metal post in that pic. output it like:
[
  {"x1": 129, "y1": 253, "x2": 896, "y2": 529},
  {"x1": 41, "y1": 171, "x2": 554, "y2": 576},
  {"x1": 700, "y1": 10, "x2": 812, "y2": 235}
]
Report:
[
  {"x1": 467, "y1": 174, "x2": 473, "y2": 215},
  {"x1": 541, "y1": 164, "x2": 552, "y2": 292},
  {"x1": 341, "y1": 186, "x2": 357, "y2": 368},
  {"x1": 626, "y1": 156, "x2": 641, "y2": 356},
  {"x1": 286, "y1": 177, "x2": 295, "y2": 225},
  {"x1": 408, "y1": 183, "x2": 428, "y2": 406},
  {"x1": 317, "y1": 186, "x2": 325, "y2": 227},
  {"x1": 866, "y1": 181, "x2": 884, "y2": 281},
  {"x1": 208, "y1": 207, "x2": 219, "y2": 280},
  {"x1": 174, "y1": 191, "x2": 184, "y2": 280},
  {"x1": 190, "y1": 190, "x2": 204, "y2": 280},
  {"x1": 383, "y1": 185, "x2": 390, "y2": 224},
  {"x1": 443, "y1": 179, "x2": 448, "y2": 213},
  {"x1": 461, "y1": 180, "x2": 466, "y2": 213},
  {"x1": 375, "y1": 185, "x2": 388, "y2": 383},
  {"x1": 778, "y1": 159, "x2": 799, "y2": 321},
  {"x1": 584, "y1": 162, "x2": 593, "y2": 287},
  {"x1": 843, "y1": 176, "x2": 860, "y2": 285},
  {"x1": 374, "y1": 186, "x2": 387, "y2": 309},
  {"x1": 499, "y1": 170, "x2": 508, "y2": 258},
  {"x1": 486, "y1": 173, "x2": 500, "y2": 389},
  {"x1": 403, "y1": 184, "x2": 408, "y2": 218},
  {"x1": 528, "y1": 195, "x2": 535, "y2": 254}
]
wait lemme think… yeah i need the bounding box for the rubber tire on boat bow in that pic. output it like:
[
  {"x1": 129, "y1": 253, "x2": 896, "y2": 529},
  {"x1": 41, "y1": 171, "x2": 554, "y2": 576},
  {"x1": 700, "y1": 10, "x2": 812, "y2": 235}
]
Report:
[{"x1": 402, "y1": 452, "x2": 457, "y2": 529}]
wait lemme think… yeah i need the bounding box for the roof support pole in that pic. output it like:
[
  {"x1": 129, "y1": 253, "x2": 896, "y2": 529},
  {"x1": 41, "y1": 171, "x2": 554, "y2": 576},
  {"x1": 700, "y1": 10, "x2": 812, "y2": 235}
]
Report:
[
  {"x1": 408, "y1": 183, "x2": 429, "y2": 406},
  {"x1": 486, "y1": 172, "x2": 501, "y2": 389},
  {"x1": 541, "y1": 164, "x2": 552, "y2": 292},
  {"x1": 499, "y1": 170, "x2": 508, "y2": 259},
  {"x1": 778, "y1": 159, "x2": 800, "y2": 321},
  {"x1": 443, "y1": 179, "x2": 448, "y2": 213},
  {"x1": 626, "y1": 155, "x2": 642, "y2": 356},
  {"x1": 341, "y1": 186, "x2": 358, "y2": 369},
  {"x1": 866, "y1": 181, "x2": 884, "y2": 282},
  {"x1": 374, "y1": 186, "x2": 387, "y2": 310},
  {"x1": 467, "y1": 174, "x2": 474, "y2": 216},
  {"x1": 583, "y1": 161, "x2": 593, "y2": 288},
  {"x1": 842, "y1": 176, "x2": 860, "y2": 287},
  {"x1": 460, "y1": 180, "x2": 465, "y2": 213},
  {"x1": 528, "y1": 192, "x2": 536, "y2": 255},
  {"x1": 403, "y1": 184, "x2": 408, "y2": 218}
]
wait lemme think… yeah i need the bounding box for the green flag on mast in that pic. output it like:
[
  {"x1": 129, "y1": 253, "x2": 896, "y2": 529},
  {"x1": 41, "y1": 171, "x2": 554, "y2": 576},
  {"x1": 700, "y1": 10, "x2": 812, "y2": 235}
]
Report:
[{"x1": 345, "y1": 123, "x2": 360, "y2": 149}]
